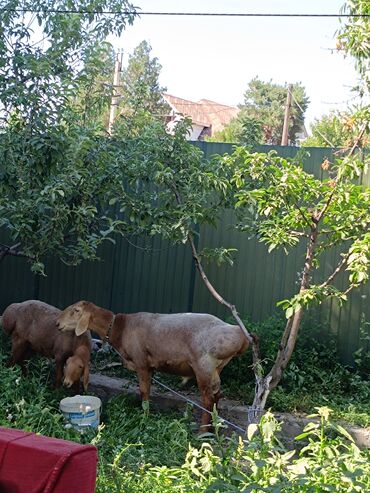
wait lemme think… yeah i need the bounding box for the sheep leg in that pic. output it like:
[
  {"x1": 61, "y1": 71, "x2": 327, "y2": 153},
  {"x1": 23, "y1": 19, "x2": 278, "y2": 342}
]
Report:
[
  {"x1": 136, "y1": 369, "x2": 152, "y2": 408},
  {"x1": 71, "y1": 380, "x2": 81, "y2": 394},
  {"x1": 194, "y1": 370, "x2": 221, "y2": 433},
  {"x1": 8, "y1": 337, "x2": 31, "y2": 374},
  {"x1": 55, "y1": 357, "x2": 65, "y2": 388}
]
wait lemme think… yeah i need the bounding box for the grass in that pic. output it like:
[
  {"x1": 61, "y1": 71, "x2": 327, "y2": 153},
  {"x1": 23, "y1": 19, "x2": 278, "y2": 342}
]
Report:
[
  {"x1": 90, "y1": 314, "x2": 370, "y2": 428},
  {"x1": 222, "y1": 314, "x2": 370, "y2": 428},
  {"x1": 1, "y1": 331, "x2": 369, "y2": 492}
]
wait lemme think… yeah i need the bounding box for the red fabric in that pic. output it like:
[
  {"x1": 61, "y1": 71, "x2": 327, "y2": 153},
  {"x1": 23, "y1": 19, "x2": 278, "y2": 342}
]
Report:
[{"x1": 0, "y1": 427, "x2": 97, "y2": 493}]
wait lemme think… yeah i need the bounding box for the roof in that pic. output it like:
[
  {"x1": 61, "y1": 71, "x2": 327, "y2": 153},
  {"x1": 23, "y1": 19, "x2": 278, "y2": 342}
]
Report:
[{"x1": 163, "y1": 94, "x2": 239, "y2": 134}]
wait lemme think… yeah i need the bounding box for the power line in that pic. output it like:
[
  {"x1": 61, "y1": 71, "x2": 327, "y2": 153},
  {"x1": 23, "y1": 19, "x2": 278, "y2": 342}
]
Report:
[{"x1": 0, "y1": 9, "x2": 369, "y2": 18}]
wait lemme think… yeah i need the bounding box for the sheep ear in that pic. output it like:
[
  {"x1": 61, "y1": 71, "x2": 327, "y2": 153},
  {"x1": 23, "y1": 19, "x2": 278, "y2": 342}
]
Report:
[
  {"x1": 75, "y1": 312, "x2": 90, "y2": 336},
  {"x1": 83, "y1": 365, "x2": 89, "y2": 392}
]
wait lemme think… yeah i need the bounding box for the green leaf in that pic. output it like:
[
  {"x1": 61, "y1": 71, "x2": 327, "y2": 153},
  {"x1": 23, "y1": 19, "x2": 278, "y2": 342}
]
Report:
[
  {"x1": 285, "y1": 306, "x2": 294, "y2": 319},
  {"x1": 334, "y1": 424, "x2": 354, "y2": 442}
]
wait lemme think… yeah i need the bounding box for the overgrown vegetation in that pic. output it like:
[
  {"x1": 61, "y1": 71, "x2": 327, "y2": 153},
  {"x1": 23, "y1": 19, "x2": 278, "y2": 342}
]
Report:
[
  {"x1": 1, "y1": 333, "x2": 369, "y2": 493},
  {"x1": 222, "y1": 315, "x2": 370, "y2": 428},
  {"x1": 207, "y1": 78, "x2": 309, "y2": 145},
  {"x1": 1, "y1": 0, "x2": 369, "y2": 450},
  {"x1": 302, "y1": 110, "x2": 370, "y2": 148},
  {"x1": 90, "y1": 315, "x2": 370, "y2": 428}
]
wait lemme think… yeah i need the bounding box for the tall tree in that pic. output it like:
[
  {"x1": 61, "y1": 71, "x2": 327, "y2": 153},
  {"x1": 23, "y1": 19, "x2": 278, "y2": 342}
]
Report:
[
  {"x1": 208, "y1": 78, "x2": 309, "y2": 145},
  {"x1": 0, "y1": 0, "x2": 137, "y2": 272},
  {"x1": 239, "y1": 78, "x2": 309, "y2": 145},
  {"x1": 228, "y1": 145, "x2": 370, "y2": 412},
  {"x1": 118, "y1": 40, "x2": 170, "y2": 121}
]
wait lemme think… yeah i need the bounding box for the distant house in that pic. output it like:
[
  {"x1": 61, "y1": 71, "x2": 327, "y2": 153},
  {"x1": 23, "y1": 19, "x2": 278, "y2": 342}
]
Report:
[{"x1": 163, "y1": 94, "x2": 239, "y2": 140}]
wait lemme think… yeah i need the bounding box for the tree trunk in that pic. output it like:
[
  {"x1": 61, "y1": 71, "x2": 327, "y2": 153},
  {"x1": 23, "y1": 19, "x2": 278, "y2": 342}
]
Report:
[
  {"x1": 249, "y1": 221, "x2": 318, "y2": 420},
  {"x1": 186, "y1": 226, "x2": 315, "y2": 423},
  {"x1": 250, "y1": 308, "x2": 304, "y2": 420},
  {"x1": 0, "y1": 243, "x2": 30, "y2": 263}
]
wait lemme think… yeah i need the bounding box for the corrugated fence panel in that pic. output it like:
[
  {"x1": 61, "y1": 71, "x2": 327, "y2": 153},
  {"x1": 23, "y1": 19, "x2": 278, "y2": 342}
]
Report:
[
  {"x1": 0, "y1": 144, "x2": 368, "y2": 364},
  {"x1": 109, "y1": 234, "x2": 194, "y2": 314},
  {"x1": 37, "y1": 240, "x2": 116, "y2": 310},
  {"x1": 190, "y1": 143, "x2": 369, "y2": 364},
  {"x1": 0, "y1": 255, "x2": 35, "y2": 307}
]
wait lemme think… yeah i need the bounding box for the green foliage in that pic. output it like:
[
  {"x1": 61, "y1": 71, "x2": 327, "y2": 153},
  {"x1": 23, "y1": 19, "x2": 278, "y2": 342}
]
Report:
[
  {"x1": 222, "y1": 314, "x2": 370, "y2": 427},
  {"x1": 205, "y1": 117, "x2": 243, "y2": 143},
  {"x1": 206, "y1": 114, "x2": 263, "y2": 146},
  {"x1": 118, "y1": 40, "x2": 170, "y2": 121},
  {"x1": 0, "y1": 0, "x2": 137, "y2": 271},
  {"x1": 0, "y1": 1, "x2": 136, "y2": 128},
  {"x1": 199, "y1": 247, "x2": 238, "y2": 266},
  {"x1": 240, "y1": 78, "x2": 309, "y2": 145},
  {"x1": 110, "y1": 118, "x2": 232, "y2": 245},
  {"x1": 337, "y1": 0, "x2": 370, "y2": 93},
  {"x1": 0, "y1": 127, "x2": 128, "y2": 272},
  {"x1": 73, "y1": 41, "x2": 116, "y2": 128},
  {"x1": 302, "y1": 109, "x2": 370, "y2": 148},
  {"x1": 207, "y1": 78, "x2": 309, "y2": 145},
  {"x1": 227, "y1": 148, "x2": 370, "y2": 315}
]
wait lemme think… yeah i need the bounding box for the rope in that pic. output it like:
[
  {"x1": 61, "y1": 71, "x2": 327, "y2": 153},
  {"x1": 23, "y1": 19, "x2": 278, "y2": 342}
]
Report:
[
  {"x1": 107, "y1": 345, "x2": 251, "y2": 434},
  {"x1": 151, "y1": 376, "x2": 247, "y2": 434}
]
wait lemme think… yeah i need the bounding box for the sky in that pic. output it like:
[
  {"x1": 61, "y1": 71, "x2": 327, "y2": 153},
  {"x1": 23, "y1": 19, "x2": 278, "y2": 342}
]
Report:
[{"x1": 109, "y1": 0, "x2": 363, "y2": 129}]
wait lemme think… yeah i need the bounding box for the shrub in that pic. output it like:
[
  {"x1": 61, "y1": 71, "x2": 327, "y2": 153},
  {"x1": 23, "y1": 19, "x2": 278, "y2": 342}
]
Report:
[
  {"x1": 221, "y1": 314, "x2": 370, "y2": 426},
  {"x1": 0, "y1": 336, "x2": 369, "y2": 492}
]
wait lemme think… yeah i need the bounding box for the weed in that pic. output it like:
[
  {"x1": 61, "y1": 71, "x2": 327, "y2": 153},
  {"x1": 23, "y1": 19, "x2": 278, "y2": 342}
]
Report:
[
  {"x1": 221, "y1": 314, "x2": 370, "y2": 426},
  {"x1": 0, "y1": 336, "x2": 369, "y2": 493}
]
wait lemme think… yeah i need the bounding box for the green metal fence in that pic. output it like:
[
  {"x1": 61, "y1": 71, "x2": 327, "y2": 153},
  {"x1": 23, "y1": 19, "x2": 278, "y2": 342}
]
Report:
[{"x1": 1, "y1": 144, "x2": 369, "y2": 364}]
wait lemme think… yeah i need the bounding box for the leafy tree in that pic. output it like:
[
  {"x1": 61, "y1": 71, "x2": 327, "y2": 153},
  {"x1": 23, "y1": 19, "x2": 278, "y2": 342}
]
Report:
[
  {"x1": 302, "y1": 110, "x2": 370, "y2": 148},
  {"x1": 206, "y1": 114, "x2": 263, "y2": 146},
  {"x1": 117, "y1": 40, "x2": 170, "y2": 121},
  {"x1": 227, "y1": 146, "x2": 370, "y2": 410},
  {"x1": 0, "y1": 0, "x2": 137, "y2": 271},
  {"x1": 111, "y1": 117, "x2": 232, "y2": 241},
  {"x1": 210, "y1": 78, "x2": 309, "y2": 146},
  {"x1": 337, "y1": 0, "x2": 370, "y2": 94},
  {"x1": 73, "y1": 41, "x2": 116, "y2": 128},
  {"x1": 238, "y1": 78, "x2": 309, "y2": 145}
]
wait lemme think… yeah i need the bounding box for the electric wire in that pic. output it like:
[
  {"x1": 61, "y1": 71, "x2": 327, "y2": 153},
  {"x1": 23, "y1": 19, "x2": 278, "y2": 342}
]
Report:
[{"x1": 0, "y1": 8, "x2": 369, "y2": 18}]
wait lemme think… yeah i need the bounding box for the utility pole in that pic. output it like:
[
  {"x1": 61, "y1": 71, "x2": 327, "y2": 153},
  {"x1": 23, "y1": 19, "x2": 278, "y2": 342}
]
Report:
[
  {"x1": 108, "y1": 51, "x2": 123, "y2": 135},
  {"x1": 281, "y1": 83, "x2": 293, "y2": 146}
]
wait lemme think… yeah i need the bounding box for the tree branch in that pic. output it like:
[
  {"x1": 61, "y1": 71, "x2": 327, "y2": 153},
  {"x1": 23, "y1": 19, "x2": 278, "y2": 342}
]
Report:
[
  {"x1": 319, "y1": 250, "x2": 352, "y2": 288},
  {"x1": 347, "y1": 121, "x2": 368, "y2": 157},
  {"x1": 169, "y1": 180, "x2": 258, "y2": 359},
  {"x1": 316, "y1": 122, "x2": 368, "y2": 225},
  {"x1": 293, "y1": 201, "x2": 312, "y2": 229},
  {"x1": 0, "y1": 243, "x2": 35, "y2": 263}
]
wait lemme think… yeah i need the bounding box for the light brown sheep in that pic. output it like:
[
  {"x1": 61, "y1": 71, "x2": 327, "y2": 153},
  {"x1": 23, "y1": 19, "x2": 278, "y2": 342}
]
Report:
[
  {"x1": 2, "y1": 300, "x2": 91, "y2": 391},
  {"x1": 57, "y1": 300, "x2": 249, "y2": 430}
]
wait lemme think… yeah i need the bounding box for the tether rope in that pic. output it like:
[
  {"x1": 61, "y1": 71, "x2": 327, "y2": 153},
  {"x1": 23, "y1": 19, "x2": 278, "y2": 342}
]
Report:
[{"x1": 105, "y1": 344, "x2": 256, "y2": 434}]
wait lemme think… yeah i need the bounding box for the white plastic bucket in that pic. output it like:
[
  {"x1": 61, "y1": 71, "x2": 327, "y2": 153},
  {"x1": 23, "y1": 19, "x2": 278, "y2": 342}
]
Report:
[{"x1": 60, "y1": 395, "x2": 101, "y2": 429}]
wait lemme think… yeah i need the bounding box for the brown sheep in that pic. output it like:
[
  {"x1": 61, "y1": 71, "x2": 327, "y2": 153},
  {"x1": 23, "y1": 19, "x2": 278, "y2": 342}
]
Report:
[
  {"x1": 2, "y1": 300, "x2": 91, "y2": 391},
  {"x1": 57, "y1": 300, "x2": 249, "y2": 431}
]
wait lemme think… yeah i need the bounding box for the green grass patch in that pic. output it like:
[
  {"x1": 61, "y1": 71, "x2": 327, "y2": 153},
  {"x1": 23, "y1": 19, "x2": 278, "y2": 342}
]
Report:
[
  {"x1": 90, "y1": 314, "x2": 370, "y2": 427},
  {"x1": 1, "y1": 331, "x2": 369, "y2": 492}
]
